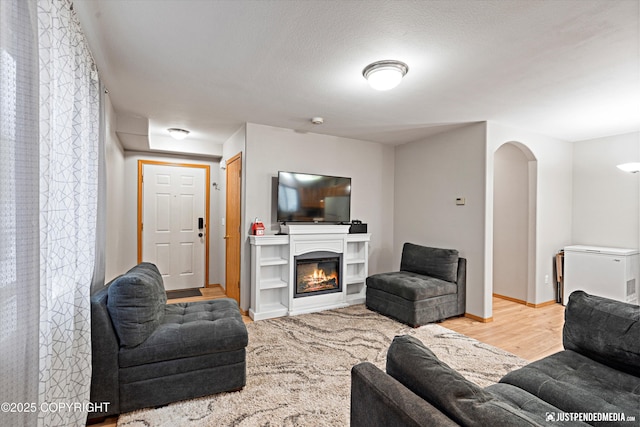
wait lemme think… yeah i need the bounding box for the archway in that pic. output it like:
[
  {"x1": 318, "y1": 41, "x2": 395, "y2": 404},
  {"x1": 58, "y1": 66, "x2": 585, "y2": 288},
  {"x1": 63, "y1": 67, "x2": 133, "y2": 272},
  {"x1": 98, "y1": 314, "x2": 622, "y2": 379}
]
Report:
[{"x1": 493, "y1": 142, "x2": 537, "y2": 305}]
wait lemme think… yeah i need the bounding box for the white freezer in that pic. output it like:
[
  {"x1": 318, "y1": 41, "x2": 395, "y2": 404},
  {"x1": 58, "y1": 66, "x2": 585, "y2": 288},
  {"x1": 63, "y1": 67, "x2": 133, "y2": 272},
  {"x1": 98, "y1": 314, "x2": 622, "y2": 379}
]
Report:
[{"x1": 563, "y1": 245, "x2": 639, "y2": 305}]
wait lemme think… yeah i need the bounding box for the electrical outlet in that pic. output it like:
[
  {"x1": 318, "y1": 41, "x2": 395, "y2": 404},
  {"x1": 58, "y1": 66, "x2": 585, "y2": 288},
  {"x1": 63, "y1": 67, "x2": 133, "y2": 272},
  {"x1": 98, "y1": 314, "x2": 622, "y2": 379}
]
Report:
[{"x1": 544, "y1": 274, "x2": 549, "y2": 284}]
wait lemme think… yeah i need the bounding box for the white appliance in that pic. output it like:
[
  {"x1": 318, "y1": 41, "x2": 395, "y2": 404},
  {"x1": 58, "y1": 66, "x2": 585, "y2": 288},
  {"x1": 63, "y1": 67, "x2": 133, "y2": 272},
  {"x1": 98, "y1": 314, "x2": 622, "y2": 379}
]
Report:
[{"x1": 563, "y1": 245, "x2": 639, "y2": 305}]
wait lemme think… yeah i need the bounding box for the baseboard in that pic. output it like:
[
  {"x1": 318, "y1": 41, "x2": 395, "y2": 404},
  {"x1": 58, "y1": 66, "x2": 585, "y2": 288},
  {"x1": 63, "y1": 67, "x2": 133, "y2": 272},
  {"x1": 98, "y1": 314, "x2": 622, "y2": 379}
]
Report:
[
  {"x1": 493, "y1": 293, "x2": 527, "y2": 305},
  {"x1": 526, "y1": 300, "x2": 557, "y2": 308},
  {"x1": 464, "y1": 312, "x2": 493, "y2": 323}
]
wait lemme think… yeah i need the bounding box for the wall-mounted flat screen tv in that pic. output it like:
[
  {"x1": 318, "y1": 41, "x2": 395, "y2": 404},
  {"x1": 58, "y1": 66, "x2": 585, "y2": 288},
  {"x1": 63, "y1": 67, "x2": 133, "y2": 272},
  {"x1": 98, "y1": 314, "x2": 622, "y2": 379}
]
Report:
[{"x1": 277, "y1": 171, "x2": 351, "y2": 223}]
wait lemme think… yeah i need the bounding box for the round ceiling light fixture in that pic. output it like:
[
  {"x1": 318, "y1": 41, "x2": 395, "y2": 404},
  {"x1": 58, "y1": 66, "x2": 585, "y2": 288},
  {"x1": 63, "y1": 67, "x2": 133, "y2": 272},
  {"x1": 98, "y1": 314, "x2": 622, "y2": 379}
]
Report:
[
  {"x1": 617, "y1": 162, "x2": 640, "y2": 173},
  {"x1": 167, "y1": 128, "x2": 190, "y2": 140},
  {"x1": 362, "y1": 60, "x2": 409, "y2": 91}
]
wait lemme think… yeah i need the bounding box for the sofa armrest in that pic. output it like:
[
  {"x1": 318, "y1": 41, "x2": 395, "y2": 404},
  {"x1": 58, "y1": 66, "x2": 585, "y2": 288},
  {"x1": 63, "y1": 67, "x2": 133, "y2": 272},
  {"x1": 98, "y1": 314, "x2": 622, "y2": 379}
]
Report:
[
  {"x1": 89, "y1": 285, "x2": 120, "y2": 418},
  {"x1": 563, "y1": 291, "x2": 640, "y2": 377},
  {"x1": 351, "y1": 362, "x2": 458, "y2": 427},
  {"x1": 456, "y1": 258, "x2": 467, "y2": 315}
]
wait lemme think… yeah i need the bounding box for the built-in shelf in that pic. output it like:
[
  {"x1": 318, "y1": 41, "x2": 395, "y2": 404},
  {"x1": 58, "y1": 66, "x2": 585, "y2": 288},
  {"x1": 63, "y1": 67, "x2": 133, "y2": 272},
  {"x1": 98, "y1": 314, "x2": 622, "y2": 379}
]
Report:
[
  {"x1": 260, "y1": 258, "x2": 289, "y2": 267},
  {"x1": 260, "y1": 278, "x2": 288, "y2": 290},
  {"x1": 249, "y1": 231, "x2": 370, "y2": 320},
  {"x1": 345, "y1": 275, "x2": 366, "y2": 285}
]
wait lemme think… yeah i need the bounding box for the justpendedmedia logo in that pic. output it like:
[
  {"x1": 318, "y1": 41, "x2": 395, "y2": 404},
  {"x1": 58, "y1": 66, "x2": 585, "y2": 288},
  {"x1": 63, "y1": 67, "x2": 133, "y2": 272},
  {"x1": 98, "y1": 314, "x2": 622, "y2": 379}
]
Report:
[{"x1": 545, "y1": 411, "x2": 636, "y2": 423}]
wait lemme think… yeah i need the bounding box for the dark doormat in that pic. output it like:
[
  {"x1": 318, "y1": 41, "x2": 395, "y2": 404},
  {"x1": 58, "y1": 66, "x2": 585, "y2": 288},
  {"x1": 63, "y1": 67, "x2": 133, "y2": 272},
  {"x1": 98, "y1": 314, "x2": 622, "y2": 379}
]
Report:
[{"x1": 166, "y1": 288, "x2": 202, "y2": 299}]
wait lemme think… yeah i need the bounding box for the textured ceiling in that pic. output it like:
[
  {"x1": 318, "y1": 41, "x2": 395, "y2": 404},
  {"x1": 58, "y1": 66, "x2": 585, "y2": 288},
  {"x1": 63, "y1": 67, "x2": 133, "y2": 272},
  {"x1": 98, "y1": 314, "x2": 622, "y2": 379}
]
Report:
[{"x1": 75, "y1": 0, "x2": 640, "y2": 152}]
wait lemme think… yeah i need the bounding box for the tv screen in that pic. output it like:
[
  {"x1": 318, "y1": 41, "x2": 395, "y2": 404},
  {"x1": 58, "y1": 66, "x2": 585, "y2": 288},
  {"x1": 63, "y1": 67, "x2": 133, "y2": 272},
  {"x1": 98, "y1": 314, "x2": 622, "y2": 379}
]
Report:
[{"x1": 277, "y1": 171, "x2": 351, "y2": 223}]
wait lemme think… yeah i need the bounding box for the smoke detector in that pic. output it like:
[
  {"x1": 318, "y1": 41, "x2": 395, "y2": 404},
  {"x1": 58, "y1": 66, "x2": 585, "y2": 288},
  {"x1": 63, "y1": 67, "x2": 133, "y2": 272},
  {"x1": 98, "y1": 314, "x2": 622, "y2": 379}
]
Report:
[{"x1": 310, "y1": 117, "x2": 324, "y2": 125}]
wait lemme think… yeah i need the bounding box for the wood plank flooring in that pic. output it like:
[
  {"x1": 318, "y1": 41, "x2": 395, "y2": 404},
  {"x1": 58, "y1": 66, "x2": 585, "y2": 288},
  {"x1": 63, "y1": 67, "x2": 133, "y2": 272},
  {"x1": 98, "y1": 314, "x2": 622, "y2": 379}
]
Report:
[
  {"x1": 441, "y1": 296, "x2": 565, "y2": 362},
  {"x1": 88, "y1": 293, "x2": 565, "y2": 427}
]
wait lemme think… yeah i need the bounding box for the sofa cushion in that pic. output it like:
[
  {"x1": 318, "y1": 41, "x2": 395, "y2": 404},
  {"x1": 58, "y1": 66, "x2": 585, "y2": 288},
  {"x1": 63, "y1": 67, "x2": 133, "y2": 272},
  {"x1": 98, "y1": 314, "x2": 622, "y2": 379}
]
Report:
[
  {"x1": 499, "y1": 349, "x2": 640, "y2": 418},
  {"x1": 386, "y1": 335, "x2": 548, "y2": 426},
  {"x1": 119, "y1": 298, "x2": 248, "y2": 368},
  {"x1": 485, "y1": 384, "x2": 589, "y2": 426},
  {"x1": 400, "y1": 243, "x2": 459, "y2": 283},
  {"x1": 366, "y1": 271, "x2": 457, "y2": 301},
  {"x1": 107, "y1": 263, "x2": 167, "y2": 348},
  {"x1": 563, "y1": 290, "x2": 640, "y2": 377}
]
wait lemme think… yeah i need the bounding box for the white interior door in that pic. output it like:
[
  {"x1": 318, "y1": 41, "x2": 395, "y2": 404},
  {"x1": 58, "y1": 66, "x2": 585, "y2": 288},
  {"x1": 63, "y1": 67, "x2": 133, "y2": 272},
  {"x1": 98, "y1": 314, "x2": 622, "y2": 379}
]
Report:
[{"x1": 142, "y1": 163, "x2": 206, "y2": 290}]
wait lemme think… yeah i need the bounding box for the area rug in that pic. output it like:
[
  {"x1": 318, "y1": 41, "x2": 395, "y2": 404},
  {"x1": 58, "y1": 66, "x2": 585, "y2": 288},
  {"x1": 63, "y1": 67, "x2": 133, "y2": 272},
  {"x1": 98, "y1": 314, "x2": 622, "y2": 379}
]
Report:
[{"x1": 117, "y1": 304, "x2": 527, "y2": 427}]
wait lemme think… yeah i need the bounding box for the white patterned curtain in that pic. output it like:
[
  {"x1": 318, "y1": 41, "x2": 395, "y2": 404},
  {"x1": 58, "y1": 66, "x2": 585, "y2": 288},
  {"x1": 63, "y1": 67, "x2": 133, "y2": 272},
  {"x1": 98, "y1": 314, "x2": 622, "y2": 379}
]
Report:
[
  {"x1": 1, "y1": 0, "x2": 100, "y2": 425},
  {"x1": 37, "y1": 0, "x2": 99, "y2": 425}
]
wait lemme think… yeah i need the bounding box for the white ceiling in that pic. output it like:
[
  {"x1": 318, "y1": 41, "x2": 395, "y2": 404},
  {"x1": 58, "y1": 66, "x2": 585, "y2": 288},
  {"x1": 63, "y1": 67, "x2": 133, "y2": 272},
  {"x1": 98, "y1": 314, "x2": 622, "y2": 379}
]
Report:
[{"x1": 75, "y1": 0, "x2": 640, "y2": 152}]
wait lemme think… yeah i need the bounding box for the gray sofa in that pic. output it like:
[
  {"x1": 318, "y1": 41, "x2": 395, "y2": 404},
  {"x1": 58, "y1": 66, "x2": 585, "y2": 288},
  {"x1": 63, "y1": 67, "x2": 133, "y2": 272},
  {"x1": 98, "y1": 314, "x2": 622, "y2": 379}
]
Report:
[
  {"x1": 366, "y1": 243, "x2": 466, "y2": 326},
  {"x1": 88, "y1": 263, "x2": 248, "y2": 420},
  {"x1": 351, "y1": 291, "x2": 640, "y2": 426}
]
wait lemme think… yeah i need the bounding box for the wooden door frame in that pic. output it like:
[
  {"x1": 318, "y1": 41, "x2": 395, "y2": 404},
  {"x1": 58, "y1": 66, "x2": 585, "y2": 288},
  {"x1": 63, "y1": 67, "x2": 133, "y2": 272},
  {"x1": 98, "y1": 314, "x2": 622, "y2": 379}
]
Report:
[
  {"x1": 137, "y1": 160, "x2": 211, "y2": 286},
  {"x1": 225, "y1": 152, "x2": 242, "y2": 303}
]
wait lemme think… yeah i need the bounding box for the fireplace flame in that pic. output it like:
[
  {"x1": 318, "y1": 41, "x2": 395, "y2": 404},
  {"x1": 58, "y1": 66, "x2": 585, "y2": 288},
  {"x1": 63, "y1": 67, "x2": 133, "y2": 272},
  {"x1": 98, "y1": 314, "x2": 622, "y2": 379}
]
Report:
[
  {"x1": 304, "y1": 268, "x2": 337, "y2": 287},
  {"x1": 296, "y1": 258, "x2": 340, "y2": 296}
]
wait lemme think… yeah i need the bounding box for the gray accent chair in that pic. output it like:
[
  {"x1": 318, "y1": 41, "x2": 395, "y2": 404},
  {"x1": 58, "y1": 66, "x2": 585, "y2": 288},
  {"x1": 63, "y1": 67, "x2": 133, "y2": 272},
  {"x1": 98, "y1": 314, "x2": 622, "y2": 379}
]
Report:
[
  {"x1": 351, "y1": 291, "x2": 640, "y2": 426},
  {"x1": 366, "y1": 243, "x2": 466, "y2": 327},
  {"x1": 88, "y1": 263, "x2": 248, "y2": 420}
]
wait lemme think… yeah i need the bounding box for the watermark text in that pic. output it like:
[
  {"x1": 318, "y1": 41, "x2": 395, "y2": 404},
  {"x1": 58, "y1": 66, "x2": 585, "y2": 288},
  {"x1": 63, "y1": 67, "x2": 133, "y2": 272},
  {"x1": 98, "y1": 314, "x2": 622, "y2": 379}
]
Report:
[{"x1": 1, "y1": 401, "x2": 110, "y2": 413}]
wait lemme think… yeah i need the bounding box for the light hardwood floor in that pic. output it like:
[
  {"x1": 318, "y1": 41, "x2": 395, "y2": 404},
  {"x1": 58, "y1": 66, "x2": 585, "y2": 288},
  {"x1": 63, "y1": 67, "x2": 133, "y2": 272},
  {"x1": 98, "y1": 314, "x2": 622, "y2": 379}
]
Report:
[
  {"x1": 442, "y1": 296, "x2": 565, "y2": 362},
  {"x1": 88, "y1": 293, "x2": 564, "y2": 426}
]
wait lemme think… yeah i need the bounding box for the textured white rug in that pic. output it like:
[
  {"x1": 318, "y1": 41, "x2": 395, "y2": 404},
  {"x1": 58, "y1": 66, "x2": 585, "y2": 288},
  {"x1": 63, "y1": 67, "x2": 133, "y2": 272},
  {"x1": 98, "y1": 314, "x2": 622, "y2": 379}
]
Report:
[{"x1": 117, "y1": 304, "x2": 527, "y2": 427}]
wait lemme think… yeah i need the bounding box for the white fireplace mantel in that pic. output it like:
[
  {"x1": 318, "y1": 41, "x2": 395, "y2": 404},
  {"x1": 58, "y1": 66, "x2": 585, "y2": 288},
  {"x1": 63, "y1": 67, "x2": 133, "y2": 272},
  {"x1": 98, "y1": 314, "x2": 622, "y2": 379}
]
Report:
[
  {"x1": 249, "y1": 229, "x2": 370, "y2": 321},
  {"x1": 280, "y1": 223, "x2": 351, "y2": 235}
]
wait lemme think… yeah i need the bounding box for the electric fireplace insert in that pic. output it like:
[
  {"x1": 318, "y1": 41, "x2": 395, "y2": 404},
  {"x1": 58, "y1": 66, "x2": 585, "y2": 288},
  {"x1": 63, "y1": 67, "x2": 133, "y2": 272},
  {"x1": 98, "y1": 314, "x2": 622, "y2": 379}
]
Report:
[{"x1": 294, "y1": 251, "x2": 342, "y2": 298}]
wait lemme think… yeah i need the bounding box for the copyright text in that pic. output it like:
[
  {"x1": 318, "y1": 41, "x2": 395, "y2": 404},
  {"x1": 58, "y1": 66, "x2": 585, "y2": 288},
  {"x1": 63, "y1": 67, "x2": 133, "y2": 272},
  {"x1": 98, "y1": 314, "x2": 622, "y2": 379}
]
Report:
[{"x1": 1, "y1": 401, "x2": 110, "y2": 413}]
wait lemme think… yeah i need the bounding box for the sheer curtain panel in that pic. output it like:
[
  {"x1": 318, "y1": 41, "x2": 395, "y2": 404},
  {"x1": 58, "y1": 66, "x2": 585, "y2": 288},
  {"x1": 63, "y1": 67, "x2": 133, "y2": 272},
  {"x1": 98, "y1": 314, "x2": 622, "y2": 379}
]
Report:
[
  {"x1": 1, "y1": 0, "x2": 100, "y2": 425},
  {"x1": 0, "y1": 1, "x2": 41, "y2": 426}
]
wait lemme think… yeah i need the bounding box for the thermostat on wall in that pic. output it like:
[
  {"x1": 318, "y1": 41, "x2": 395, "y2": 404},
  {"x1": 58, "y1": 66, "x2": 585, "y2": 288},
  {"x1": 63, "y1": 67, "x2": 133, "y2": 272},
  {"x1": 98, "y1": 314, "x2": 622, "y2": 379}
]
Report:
[{"x1": 456, "y1": 197, "x2": 466, "y2": 206}]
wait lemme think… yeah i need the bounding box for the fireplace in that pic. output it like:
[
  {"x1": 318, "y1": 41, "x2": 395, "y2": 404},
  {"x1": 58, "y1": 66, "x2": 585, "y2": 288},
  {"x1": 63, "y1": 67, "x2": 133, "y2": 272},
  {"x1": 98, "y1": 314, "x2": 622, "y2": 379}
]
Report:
[{"x1": 294, "y1": 251, "x2": 342, "y2": 298}]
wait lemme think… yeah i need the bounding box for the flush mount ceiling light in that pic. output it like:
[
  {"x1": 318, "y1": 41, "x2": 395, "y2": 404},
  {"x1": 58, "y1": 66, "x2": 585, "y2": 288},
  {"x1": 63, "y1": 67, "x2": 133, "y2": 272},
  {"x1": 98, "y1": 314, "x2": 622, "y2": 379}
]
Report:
[
  {"x1": 617, "y1": 162, "x2": 640, "y2": 173},
  {"x1": 167, "y1": 128, "x2": 190, "y2": 140},
  {"x1": 362, "y1": 60, "x2": 409, "y2": 91}
]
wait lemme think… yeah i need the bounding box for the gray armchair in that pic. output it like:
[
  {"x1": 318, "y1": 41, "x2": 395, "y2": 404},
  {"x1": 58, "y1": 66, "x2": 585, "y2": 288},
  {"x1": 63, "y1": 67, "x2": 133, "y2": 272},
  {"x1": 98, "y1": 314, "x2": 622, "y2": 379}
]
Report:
[
  {"x1": 88, "y1": 263, "x2": 248, "y2": 420},
  {"x1": 366, "y1": 243, "x2": 466, "y2": 326}
]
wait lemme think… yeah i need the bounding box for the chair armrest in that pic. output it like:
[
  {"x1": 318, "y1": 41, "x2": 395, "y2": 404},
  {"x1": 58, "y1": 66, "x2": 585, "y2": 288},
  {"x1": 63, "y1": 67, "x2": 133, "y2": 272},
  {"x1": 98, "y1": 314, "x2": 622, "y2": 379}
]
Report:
[
  {"x1": 456, "y1": 258, "x2": 466, "y2": 315},
  {"x1": 89, "y1": 286, "x2": 120, "y2": 418},
  {"x1": 351, "y1": 362, "x2": 458, "y2": 427}
]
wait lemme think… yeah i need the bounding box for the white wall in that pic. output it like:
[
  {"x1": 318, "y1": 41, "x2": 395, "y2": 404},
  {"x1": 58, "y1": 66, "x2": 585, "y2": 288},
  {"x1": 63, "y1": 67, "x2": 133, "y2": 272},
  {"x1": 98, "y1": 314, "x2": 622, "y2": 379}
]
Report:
[
  {"x1": 119, "y1": 151, "x2": 223, "y2": 285},
  {"x1": 243, "y1": 123, "x2": 395, "y2": 311},
  {"x1": 493, "y1": 143, "x2": 529, "y2": 301},
  {"x1": 572, "y1": 132, "x2": 640, "y2": 249},
  {"x1": 394, "y1": 123, "x2": 488, "y2": 318},
  {"x1": 487, "y1": 122, "x2": 573, "y2": 307},
  {"x1": 104, "y1": 93, "x2": 127, "y2": 282}
]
